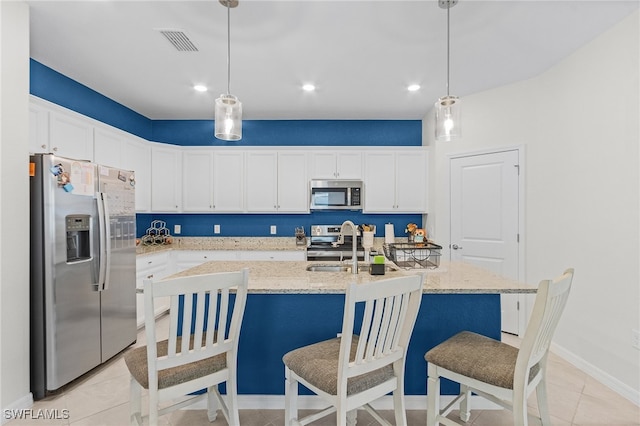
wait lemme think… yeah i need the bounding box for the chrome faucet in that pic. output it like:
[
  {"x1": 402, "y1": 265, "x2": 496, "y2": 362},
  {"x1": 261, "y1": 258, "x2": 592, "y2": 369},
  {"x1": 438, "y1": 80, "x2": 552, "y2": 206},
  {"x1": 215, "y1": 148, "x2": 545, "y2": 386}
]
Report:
[{"x1": 337, "y1": 220, "x2": 358, "y2": 274}]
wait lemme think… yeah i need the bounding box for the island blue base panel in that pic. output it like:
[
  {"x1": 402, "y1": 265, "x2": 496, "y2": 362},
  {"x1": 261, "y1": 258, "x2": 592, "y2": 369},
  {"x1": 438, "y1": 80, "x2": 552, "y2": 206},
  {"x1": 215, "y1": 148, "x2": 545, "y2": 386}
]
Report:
[{"x1": 236, "y1": 293, "x2": 501, "y2": 396}]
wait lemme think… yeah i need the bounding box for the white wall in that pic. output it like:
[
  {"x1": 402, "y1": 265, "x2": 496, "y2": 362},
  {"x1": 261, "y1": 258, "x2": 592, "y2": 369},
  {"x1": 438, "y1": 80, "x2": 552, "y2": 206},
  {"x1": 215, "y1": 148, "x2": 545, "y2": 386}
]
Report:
[
  {"x1": 0, "y1": 0, "x2": 32, "y2": 419},
  {"x1": 426, "y1": 11, "x2": 640, "y2": 403}
]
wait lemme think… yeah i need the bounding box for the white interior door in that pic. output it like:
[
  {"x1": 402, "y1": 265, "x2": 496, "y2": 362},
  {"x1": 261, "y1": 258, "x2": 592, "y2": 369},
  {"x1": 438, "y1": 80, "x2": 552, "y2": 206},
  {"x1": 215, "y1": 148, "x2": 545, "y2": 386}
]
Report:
[{"x1": 450, "y1": 150, "x2": 521, "y2": 334}]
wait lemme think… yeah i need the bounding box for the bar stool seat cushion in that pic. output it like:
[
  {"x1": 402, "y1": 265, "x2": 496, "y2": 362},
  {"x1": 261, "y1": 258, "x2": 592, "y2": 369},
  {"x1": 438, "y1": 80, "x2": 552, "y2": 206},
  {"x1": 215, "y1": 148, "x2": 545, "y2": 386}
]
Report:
[
  {"x1": 283, "y1": 336, "x2": 394, "y2": 396},
  {"x1": 425, "y1": 331, "x2": 539, "y2": 389},
  {"x1": 125, "y1": 335, "x2": 227, "y2": 390}
]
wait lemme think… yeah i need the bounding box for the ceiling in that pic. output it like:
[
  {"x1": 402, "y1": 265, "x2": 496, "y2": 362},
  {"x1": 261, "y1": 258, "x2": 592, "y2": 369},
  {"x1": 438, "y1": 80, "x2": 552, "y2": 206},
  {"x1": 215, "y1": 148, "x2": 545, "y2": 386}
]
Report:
[{"x1": 27, "y1": 1, "x2": 638, "y2": 121}]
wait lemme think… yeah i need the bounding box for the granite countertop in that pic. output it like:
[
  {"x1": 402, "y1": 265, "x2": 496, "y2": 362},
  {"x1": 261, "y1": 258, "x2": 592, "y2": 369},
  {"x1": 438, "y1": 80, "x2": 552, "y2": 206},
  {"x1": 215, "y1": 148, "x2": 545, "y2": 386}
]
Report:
[
  {"x1": 136, "y1": 237, "x2": 306, "y2": 255},
  {"x1": 135, "y1": 236, "x2": 397, "y2": 256},
  {"x1": 168, "y1": 259, "x2": 536, "y2": 295}
]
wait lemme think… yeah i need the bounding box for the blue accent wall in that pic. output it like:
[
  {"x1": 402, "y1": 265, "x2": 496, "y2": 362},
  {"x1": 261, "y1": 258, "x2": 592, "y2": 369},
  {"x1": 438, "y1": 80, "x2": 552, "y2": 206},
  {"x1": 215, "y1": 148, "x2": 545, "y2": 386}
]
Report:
[
  {"x1": 136, "y1": 213, "x2": 421, "y2": 238},
  {"x1": 30, "y1": 59, "x2": 153, "y2": 140},
  {"x1": 152, "y1": 119, "x2": 422, "y2": 147},
  {"x1": 30, "y1": 60, "x2": 426, "y2": 237}
]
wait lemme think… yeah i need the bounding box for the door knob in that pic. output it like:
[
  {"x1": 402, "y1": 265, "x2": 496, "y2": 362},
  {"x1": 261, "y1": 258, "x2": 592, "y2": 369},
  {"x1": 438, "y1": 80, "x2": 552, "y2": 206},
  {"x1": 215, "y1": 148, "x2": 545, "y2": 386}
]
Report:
[{"x1": 451, "y1": 244, "x2": 462, "y2": 250}]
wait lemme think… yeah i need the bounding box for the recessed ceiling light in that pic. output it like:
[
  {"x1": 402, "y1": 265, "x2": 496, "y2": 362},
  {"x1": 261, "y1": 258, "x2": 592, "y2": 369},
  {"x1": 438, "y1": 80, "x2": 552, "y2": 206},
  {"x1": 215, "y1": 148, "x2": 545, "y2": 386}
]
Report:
[
  {"x1": 302, "y1": 84, "x2": 316, "y2": 92},
  {"x1": 193, "y1": 84, "x2": 208, "y2": 92},
  {"x1": 407, "y1": 84, "x2": 421, "y2": 92}
]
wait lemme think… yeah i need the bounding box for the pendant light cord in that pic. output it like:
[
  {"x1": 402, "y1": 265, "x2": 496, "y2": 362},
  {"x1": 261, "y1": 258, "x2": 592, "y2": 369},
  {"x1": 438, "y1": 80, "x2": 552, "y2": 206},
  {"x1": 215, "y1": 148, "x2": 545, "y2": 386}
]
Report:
[
  {"x1": 446, "y1": 2, "x2": 450, "y2": 98},
  {"x1": 226, "y1": 0, "x2": 231, "y2": 95}
]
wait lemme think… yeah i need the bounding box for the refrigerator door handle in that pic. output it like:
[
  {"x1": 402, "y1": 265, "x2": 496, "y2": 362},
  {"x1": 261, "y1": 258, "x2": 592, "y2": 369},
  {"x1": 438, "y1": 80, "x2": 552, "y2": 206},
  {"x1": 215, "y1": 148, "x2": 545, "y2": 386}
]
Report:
[{"x1": 96, "y1": 192, "x2": 112, "y2": 291}]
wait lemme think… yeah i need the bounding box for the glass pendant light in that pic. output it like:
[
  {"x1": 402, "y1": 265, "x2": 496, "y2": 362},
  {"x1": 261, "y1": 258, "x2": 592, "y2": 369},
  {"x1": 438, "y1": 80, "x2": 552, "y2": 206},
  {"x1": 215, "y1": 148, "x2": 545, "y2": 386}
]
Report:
[
  {"x1": 215, "y1": 0, "x2": 242, "y2": 141},
  {"x1": 435, "y1": 0, "x2": 461, "y2": 142}
]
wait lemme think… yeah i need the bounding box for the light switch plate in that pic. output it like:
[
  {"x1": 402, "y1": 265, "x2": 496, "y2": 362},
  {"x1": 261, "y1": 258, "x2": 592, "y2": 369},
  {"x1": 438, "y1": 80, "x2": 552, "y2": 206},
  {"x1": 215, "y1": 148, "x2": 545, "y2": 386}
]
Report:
[
  {"x1": 270, "y1": 225, "x2": 277, "y2": 235},
  {"x1": 174, "y1": 224, "x2": 181, "y2": 234},
  {"x1": 214, "y1": 224, "x2": 221, "y2": 234}
]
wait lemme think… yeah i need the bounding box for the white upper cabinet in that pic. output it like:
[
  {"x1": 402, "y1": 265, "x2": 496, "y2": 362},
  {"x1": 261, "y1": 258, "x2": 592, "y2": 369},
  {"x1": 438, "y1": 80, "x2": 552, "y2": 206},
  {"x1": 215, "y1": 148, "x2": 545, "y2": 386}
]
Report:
[
  {"x1": 93, "y1": 126, "x2": 124, "y2": 168},
  {"x1": 212, "y1": 151, "x2": 245, "y2": 212},
  {"x1": 150, "y1": 143, "x2": 182, "y2": 212},
  {"x1": 122, "y1": 136, "x2": 151, "y2": 212},
  {"x1": 309, "y1": 151, "x2": 362, "y2": 179},
  {"x1": 394, "y1": 150, "x2": 428, "y2": 212},
  {"x1": 245, "y1": 151, "x2": 308, "y2": 213},
  {"x1": 182, "y1": 149, "x2": 245, "y2": 213},
  {"x1": 277, "y1": 151, "x2": 309, "y2": 212},
  {"x1": 363, "y1": 149, "x2": 428, "y2": 213},
  {"x1": 30, "y1": 98, "x2": 93, "y2": 160},
  {"x1": 245, "y1": 151, "x2": 278, "y2": 212},
  {"x1": 48, "y1": 110, "x2": 94, "y2": 161},
  {"x1": 94, "y1": 126, "x2": 154, "y2": 213},
  {"x1": 182, "y1": 150, "x2": 215, "y2": 212},
  {"x1": 28, "y1": 98, "x2": 427, "y2": 215},
  {"x1": 29, "y1": 102, "x2": 50, "y2": 154}
]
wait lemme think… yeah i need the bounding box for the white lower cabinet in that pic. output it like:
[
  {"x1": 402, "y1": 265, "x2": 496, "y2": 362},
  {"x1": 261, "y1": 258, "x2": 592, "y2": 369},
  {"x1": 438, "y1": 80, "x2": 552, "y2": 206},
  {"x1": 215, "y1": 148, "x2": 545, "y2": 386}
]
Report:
[{"x1": 136, "y1": 252, "x2": 172, "y2": 328}]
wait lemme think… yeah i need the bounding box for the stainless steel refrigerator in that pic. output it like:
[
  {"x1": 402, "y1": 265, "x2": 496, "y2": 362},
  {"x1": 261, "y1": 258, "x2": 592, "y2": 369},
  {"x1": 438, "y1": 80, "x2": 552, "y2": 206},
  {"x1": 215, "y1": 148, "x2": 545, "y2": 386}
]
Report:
[{"x1": 29, "y1": 154, "x2": 137, "y2": 399}]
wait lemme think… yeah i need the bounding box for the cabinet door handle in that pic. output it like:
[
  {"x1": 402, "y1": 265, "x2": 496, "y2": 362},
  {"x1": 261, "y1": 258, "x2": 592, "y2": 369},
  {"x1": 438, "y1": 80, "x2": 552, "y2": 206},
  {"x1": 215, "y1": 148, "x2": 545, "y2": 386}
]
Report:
[
  {"x1": 52, "y1": 147, "x2": 58, "y2": 152},
  {"x1": 146, "y1": 273, "x2": 154, "y2": 279},
  {"x1": 41, "y1": 144, "x2": 47, "y2": 149}
]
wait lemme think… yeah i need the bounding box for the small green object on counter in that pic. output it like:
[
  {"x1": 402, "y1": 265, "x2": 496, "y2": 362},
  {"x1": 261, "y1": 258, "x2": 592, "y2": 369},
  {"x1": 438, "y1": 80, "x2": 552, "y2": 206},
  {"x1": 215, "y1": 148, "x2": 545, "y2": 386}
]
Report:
[{"x1": 373, "y1": 255, "x2": 385, "y2": 264}]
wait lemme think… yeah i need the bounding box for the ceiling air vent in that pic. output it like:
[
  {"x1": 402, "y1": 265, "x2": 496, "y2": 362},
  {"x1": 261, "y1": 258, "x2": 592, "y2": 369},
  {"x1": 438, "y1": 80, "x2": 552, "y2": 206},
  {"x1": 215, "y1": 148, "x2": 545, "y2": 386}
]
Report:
[{"x1": 158, "y1": 29, "x2": 199, "y2": 52}]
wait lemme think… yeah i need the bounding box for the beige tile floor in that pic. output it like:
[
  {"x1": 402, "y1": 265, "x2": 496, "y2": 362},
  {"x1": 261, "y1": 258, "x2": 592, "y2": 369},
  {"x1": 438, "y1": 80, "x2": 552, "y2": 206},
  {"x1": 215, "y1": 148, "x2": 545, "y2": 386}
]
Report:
[{"x1": 8, "y1": 316, "x2": 639, "y2": 426}]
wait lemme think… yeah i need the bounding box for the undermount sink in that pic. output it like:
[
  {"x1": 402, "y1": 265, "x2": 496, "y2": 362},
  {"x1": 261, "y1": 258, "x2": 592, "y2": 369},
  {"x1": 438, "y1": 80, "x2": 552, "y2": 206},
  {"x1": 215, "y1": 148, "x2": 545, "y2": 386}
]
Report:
[{"x1": 305, "y1": 264, "x2": 397, "y2": 273}]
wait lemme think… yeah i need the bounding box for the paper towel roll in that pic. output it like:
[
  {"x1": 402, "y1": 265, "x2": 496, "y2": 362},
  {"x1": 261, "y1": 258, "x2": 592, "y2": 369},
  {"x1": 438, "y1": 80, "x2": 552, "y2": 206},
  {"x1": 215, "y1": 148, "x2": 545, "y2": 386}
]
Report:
[{"x1": 384, "y1": 223, "x2": 395, "y2": 244}]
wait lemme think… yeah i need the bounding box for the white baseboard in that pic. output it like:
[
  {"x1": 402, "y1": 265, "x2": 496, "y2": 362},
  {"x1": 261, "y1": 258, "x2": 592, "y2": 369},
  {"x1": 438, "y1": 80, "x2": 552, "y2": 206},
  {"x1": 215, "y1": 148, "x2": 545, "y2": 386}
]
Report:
[
  {"x1": 1, "y1": 393, "x2": 34, "y2": 426},
  {"x1": 551, "y1": 342, "x2": 640, "y2": 406},
  {"x1": 187, "y1": 394, "x2": 501, "y2": 411}
]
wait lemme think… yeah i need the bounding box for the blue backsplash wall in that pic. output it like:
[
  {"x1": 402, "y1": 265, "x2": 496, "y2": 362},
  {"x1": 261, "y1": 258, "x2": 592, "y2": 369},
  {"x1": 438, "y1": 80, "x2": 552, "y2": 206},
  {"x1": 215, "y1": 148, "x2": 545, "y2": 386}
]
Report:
[
  {"x1": 30, "y1": 59, "x2": 425, "y2": 237},
  {"x1": 137, "y1": 213, "x2": 421, "y2": 239}
]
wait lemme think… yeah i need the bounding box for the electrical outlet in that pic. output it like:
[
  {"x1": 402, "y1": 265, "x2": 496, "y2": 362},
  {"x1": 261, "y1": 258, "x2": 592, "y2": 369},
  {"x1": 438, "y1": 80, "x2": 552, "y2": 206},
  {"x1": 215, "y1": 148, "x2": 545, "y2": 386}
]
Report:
[
  {"x1": 633, "y1": 329, "x2": 640, "y2": 350},
  {"x1": 174, "y1": 224, "x2": 181, "y2": 234},
  {"x1": 214, "y1": 224, "x2": 221, "y2": 234},
  {"x1": 270, "y1": 225, "x2": 277, "y2": 235}
]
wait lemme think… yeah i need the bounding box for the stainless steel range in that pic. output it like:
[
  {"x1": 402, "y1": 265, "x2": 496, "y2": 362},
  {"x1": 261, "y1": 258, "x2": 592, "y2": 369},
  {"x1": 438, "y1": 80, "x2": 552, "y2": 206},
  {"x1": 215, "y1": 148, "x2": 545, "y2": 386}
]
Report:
[{"x1": 306, "y1": 224, "x2": 365, "y2": 261}]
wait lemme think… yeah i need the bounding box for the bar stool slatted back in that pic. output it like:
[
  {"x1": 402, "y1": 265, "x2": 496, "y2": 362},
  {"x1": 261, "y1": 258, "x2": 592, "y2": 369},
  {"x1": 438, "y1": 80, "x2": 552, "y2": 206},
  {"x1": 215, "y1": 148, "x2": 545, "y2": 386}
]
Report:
[
  {"x1": 124, "y1": 268, "x2": 249, "y2": 426},
  {"x1": 283, "y1": 273, "x2": 425, "y2": 426},
  {"x1": 425, "y1": 268, "x2": 574, "y2": 426}
]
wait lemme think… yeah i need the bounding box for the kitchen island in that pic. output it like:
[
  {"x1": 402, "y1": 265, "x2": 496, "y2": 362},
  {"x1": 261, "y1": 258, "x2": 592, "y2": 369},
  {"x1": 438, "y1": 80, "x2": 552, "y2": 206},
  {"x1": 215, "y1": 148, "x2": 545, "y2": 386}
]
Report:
[{"x1": 162, "y1": 259, "x2": 535, "y2": 397}]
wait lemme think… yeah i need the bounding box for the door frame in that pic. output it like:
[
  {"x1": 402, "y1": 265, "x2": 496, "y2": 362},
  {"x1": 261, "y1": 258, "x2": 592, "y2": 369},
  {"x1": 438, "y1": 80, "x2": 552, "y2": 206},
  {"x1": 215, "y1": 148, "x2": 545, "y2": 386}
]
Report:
[{"x1": 446, "y1": 145, "x2": 527, "y2": 335}]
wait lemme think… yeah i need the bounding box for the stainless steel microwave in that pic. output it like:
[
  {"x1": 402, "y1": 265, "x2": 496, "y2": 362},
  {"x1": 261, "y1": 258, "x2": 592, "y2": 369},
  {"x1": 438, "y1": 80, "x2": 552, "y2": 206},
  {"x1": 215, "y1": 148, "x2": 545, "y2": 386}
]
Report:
[{"x1": 309, "y1": 179, "x2": 363, "y2": 211}]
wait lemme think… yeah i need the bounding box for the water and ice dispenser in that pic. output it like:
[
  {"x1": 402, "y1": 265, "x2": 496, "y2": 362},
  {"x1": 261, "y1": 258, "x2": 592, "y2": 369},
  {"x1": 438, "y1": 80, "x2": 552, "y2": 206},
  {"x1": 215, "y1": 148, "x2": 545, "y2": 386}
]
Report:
[{"x1": 65, "y1": 215, "x2": 91, "y2": 262}]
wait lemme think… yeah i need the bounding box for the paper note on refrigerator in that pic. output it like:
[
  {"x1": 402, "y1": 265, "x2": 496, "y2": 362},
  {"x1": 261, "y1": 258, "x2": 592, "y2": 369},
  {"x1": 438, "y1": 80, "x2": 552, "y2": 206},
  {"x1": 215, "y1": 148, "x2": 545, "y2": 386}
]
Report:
[{"x1": 69, "y1": 161, "x2": 95, "y2": 196}]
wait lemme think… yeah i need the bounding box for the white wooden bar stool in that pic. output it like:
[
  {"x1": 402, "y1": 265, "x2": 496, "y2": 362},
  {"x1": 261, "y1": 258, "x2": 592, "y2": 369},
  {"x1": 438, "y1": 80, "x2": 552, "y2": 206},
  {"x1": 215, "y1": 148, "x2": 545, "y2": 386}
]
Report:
[
  {"x1": 124, "y1": 268, "x2": 249, "y2": 426},
  {"x1": 283, "y1": 273, "x2": 425, "y2": 426},
  {"x1": 425, "y1": 268, "x2": 574, "y2": 426}
]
